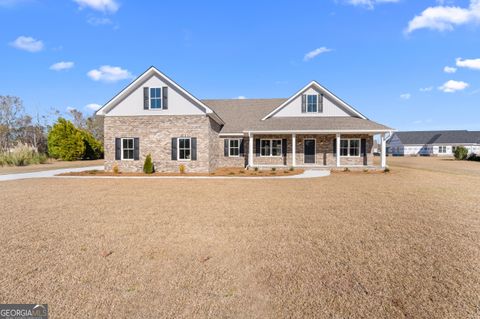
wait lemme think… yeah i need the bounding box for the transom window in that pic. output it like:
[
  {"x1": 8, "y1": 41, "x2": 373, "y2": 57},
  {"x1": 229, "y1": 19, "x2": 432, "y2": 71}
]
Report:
[
  {"x1": 178, "y1": 138, "x2": 191, "y2": 160},
  {"x1": 438, "y1": 146, "x2": 447, "y2": 153},
  {"x1": 261, "y1": 139, "x2": 282, "y2": 157},
  {"x1": 122, "y1": 138, "x2": 134, "y2": 160},
  {"x1": 307, "y1": 94, "x2": 318, "y2": 113},
  {"x1": 229, "y1": 139, "x2": 240, "y2": 157},
  {"x1": 340, "y1": 139, "x2": 360, "y2": 157},
  {"x1": 150, "y1": 88, "x2": 162, "y2": 109}
]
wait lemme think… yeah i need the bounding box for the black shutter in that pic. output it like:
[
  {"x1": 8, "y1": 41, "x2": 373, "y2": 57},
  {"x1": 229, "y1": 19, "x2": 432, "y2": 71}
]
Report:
[
  {"x1": 162, "y1": 87, "x2": 168, "y2": 109},
  {"x1": 224, "y1": 139, "x2": 229, "y2": 157},
  {"x1": 115, "y1": 138, "x2": 121, "y2": 160},
  {"x1": 333, "y1": 138, "x2": 337, "y2": 155},
  {"x1": 133, "y1": 138, "x2": 139, "y2": 160},
  {"x1": 301, "y1": 94, "x2": 306, "y2": 113},
  {"x1": 143, "y1": 87, "x2": 149, "y2": 110},
  {"x1": 319, "y1": 94, "x2": 324, "y2": 113},
  {"x1": 255, "y1": 139, "x2": 260, "y2": 157},
  {"x1": 191, "y1": 137, "x2": 197, "y2": 160},
  {"x1": 171, "y1": 138, "x2": 177, "y2": 160},
  {"x1": 239, "y1": 139, "x2": 244, "y2": 156},
  {"x1": 282, "y1": 139, "x2": 287, "y2": 156},
  {"x1": 361, "y1": 138, "x2": 367, "y2": 165}
]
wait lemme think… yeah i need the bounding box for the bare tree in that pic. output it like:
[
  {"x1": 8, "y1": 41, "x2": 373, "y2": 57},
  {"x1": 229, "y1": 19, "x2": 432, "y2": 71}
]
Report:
[{"x1": 0, "y1": 96, "x2": 24, "y2": 152}]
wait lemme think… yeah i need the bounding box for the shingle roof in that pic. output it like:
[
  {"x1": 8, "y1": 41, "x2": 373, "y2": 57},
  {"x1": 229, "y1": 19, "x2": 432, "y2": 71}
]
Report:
[
  {"x1": 202, "y1": 98, "x2": 392, "y2": 134},
  {"x1": 391, "y1": 130, "x2": 480, "y2": 145}
]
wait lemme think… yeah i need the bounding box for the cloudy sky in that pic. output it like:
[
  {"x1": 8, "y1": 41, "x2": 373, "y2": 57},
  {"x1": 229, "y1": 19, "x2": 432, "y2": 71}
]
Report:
[{"x1": 1, "y1": 0, "x2": 479, "y2": 130}]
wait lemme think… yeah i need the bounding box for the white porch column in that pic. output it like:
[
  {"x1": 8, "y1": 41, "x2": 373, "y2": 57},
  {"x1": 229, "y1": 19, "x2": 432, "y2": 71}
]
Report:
[
  {"x1": 336, "y1": 133, "x2": 341, "y2": 167},
  {"x1": 381, "y1": 133, "x2": 386, "y2": 168},
  {"x1": 292, "y1": 133, "x2": 296, "y2": 167},
  {"x1": 248, "y1": 133, "x2": 254, "y2": 168}
]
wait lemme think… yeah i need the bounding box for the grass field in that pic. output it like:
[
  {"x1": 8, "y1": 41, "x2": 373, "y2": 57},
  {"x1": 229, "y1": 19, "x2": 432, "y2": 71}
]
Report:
[{"x1": 0, "y1": 157, "x2": 479, "y2": 318}]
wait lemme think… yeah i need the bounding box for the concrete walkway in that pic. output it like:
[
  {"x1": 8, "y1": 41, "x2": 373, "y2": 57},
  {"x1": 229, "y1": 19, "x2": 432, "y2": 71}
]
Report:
[{"x1": 0, "y1": 167, "x2": 330, "y2": 181}]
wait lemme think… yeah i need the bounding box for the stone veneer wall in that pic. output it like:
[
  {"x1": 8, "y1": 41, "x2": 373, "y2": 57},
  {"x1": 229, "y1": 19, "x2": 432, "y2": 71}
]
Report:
[{"x1": 104, "y1": 115, "x2": 219, "y2": 173}]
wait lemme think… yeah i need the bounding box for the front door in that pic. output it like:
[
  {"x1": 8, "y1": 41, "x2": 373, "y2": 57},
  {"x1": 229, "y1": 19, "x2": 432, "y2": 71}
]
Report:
[{"x1": 304, "y1": 139, "x2": 316, "y2": 164}]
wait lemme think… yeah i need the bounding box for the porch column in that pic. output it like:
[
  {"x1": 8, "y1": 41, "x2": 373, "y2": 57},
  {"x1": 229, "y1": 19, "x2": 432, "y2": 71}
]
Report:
[
  {"x1": 292, "y1": 133, "x2": 296, "y2": 167},
  {"x1": 336, "y1": 133, "x2": 341, "y2": 167},
  {"x1": 381, "y1": 133, "x2": 386, "y2": 168},
  {"x1": 248, "y1": 133, "x2": 254, "y2": 167}
]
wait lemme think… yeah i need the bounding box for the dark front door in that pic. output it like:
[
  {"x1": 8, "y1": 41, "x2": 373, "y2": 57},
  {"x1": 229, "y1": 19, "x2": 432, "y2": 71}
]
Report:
[{"x1": 304, "y1": 139, "x2": 316, "y2": 164}]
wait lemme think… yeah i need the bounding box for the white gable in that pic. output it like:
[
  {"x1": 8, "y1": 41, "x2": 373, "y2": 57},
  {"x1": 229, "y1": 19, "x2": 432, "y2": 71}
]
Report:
[{"x1": 263, "y1": 81, "x2": 367, "y2": 120}]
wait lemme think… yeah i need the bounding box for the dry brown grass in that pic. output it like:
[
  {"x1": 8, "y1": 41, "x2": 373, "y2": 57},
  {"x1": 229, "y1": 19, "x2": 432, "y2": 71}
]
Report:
[
  {"x1": 0, "y1": 158, "x2": 479, "y2": 318},
  {"x1": 0, "y1": 159, "x2": 104, "y2": 175}
]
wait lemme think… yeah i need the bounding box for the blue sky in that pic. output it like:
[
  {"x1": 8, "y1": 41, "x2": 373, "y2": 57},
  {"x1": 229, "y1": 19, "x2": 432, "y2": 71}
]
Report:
[{"x1": 1, "y1": 0, "x2": 479, "y2": 131}]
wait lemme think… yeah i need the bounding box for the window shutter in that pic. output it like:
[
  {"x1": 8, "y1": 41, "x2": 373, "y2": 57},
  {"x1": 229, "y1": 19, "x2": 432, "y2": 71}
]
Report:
[
  {"x1": 224, "y1": 139, "x2": 229, "y2": 157},
  {"x1": 318, "y1": 94, "x2": 323, "y2": 113},
  {"x1": 191, "y1": 137, "x2": 197, "y2": 160},
  {"x1": 133, "y1": 138, "x2": 140, "y2": 160},
  {"x1": 255, "y1": 139, "x2": 260, "y2": 157},
  {"x1": 361, "y1": 138, "x2": 367, "y2": 165},
  {"x1": 162, "y1": 87, "x2": 168, "y2": 109},
  {"x1": 171, "y1": 138, "x2": 177, "y2": 160},
  {"x1": 333, "y1": 138, "x2": 337, "y2": 155},
  {"x1": 115, "y1": 138, "x2": 121, "y2": 160},
  {"x1": 301, "y1": 94, "x2": 306, "y2": 113},
  {"x1": 282, "y1": 139, "x2": 287, "y2": 156},
  {"x1": 239, "y1": 139, "x2": 244, "y2": 156},
  {"x1": 143, "y1": 87, "x2": 149, "y2": 110}
]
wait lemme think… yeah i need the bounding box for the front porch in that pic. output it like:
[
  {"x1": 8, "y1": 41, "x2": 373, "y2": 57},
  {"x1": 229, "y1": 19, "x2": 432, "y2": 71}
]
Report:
[{"x1": 246, "y1": 132, "x2": 389, "y2": 169}]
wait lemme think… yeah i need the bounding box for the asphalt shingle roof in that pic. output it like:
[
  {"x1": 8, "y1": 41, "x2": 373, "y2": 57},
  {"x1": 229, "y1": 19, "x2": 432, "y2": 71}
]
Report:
[
  {"x1": 391, "y1": 130, "x2": 480, "y2": 145},
  {"x1": 202, "y1": 98, "x2": 392, "y2": 134}
]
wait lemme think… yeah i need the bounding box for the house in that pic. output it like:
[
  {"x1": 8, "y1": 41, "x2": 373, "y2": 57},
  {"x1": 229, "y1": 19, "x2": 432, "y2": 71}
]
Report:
[
  {"x1": 388, "y1": 130, "x2": 480, "y2": 156},
  {"x1": 96, "y1": 67, "x2": 394, "y2": 173}
]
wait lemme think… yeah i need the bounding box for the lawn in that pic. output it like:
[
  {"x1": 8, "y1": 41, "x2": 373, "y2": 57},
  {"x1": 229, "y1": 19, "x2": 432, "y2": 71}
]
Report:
[
  {"x1": 0, "y1": 157, "x2": 479, "y2": 318},
  {"x1": 0, "y1": 159, "x2": 104, "y2": 175}
]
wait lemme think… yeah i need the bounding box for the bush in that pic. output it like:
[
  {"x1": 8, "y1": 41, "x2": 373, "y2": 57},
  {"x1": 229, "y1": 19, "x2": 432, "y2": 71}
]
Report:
[
  {"x1": 0, "y1": 144, "x2": 49, "y2": 167},
  {"x1": 454, "y1": 146, "x2": 468, "y2": 160},
  {"x1": 467, "y1": 153, "x2": 480, "y2": 162},
  {"x1": 143, "y1": 154, "x2": 154, "y2": 174},
  {"x1": 289, "y1": 167, "x2": 294, "y2": 171},
  {"x1": 384, "y1": 167, "x2": 390, "y2": 173},
  {"x1": 179, "y1": 164, "x2": 186, "y2": 174},
  {"x1": 271, "y1": 167, "x2": 276, "y2": 172},
  {"x1": 112, "y1": 164, "x2": 119, "y2": 174}
]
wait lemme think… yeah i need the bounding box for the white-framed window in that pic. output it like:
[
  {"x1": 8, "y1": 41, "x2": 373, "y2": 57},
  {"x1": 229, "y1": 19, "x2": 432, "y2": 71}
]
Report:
[
  {"x1": 229, "y1": 139, "x2": 241, "y2": 157},
  {"x1": 260, "y1": 139, "x2": 282, "y2": 157},
  {"x1": 178, "y1": 137, "x2": 191, "y2": 160},
  {"x1": 122, "y1": 138, "x2": 134, "y2": 160},
  {"x1": 340, "y1": 139, "x2": 360, "y2": 157},
  {"x1": 150, "y1": 87, "x2": 162, "y2": 109},
  {"x1": 438, "y1": 146, "x2": 447, "y2": 153},
  {"x1": 306, "y1": 94, "x2": 318, "y2": 113}
]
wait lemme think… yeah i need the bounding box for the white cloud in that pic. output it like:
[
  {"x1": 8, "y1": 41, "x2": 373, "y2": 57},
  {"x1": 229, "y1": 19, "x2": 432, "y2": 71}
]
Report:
[
  {"x1": 235, "y1": 96, "x2": 246, "y2": 99},
  {"x1": 443, "y1": 66, "x2": 457, "y2": 73},
  {"x1": 87, "y1": 65, "x2": 133, "y2": 82},
  {"x1": 438, "y1": 80, "x2": 469, "y2": 93},
  {"x1": 303, "y1": 47, "x2": 332, "y2": 61},
  {"x1": 10, "y1": 36, "x2": 44, "y2": 52},
  {"x1": 420, "y1": 86, "x2": 433, "y2": 92},
  {"x1": 50, "y1": 61, "x2": 74, "y2": 71},
  {"x1": 66, "y1": 106, "x2": 76, "y2": 112},
  {"x1": 456, "y1": 57, "x2": 480, "y2": 70},
  {"x1": 406, "y1": 0, "x2": 480, "y2": 33},
  {"x1": 85, "y1": 103, "x2": 102, "y2": 111},
  {"x1": 346, "y1": 0, "x2": 400, "y2": 9},
  {"x1": 400, "y1": 93, "x2": 411, "y2": 100},
  {"x1": 73, "y1": 0, "x2": 119, "y2": 13},
  {"x1": 87, "y1": 16, "x2": 112, "y2": 25}
]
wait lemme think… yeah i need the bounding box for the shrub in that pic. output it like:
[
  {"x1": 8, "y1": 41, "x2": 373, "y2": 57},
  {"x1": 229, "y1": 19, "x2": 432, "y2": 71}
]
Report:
[
  {"x1": 80, "y1": 130, "x2": 104, "y2": 160},
  {"x1": 454, "y1": 146, "x2": 468, "y2": 160},
  {"x1": 363, "y1": 169, "x2": 369, "y2": 173},
  {"x1": 0, "y1": 144, "x2": 49, "y2": 167},
  {"x1": 467, "y1": 153, "x2": 480, "y2": 162},
  {"x1": 271, "y1": 167, "x2": 276, "y2": 172},
  {"x1": 112, "y1": 164, "x2": 119, "y2": 174},
  {"x1": 343, "y1": 167, "x2": 350, "y2": 172},
  {"x1": 179, "y1": 164, "x2": 186, "y2": 174},
  {"x1": 384, "y1": 167, "x2": 390, "y2": 173},
  {"x1": 289, "y1": 167, "x2": 294, "y2": 171},
  {"x1": 143, "y1": 154, "x2": 154, "y2": 174},
  {"x1": 254, "y1": 167, "x2": 258, "y2": 171}
]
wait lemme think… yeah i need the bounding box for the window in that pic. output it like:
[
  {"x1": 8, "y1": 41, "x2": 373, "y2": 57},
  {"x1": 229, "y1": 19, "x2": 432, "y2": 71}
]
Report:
[
  {"x1": 260, "y1": 139, "x2": 282, "y2": 157},
  {"x1": 178, "y1": 138, "x2": 191, "y2": 160},
  {"x1": 306, "y1": 94, "x2": 318, "y2": 113},
  {"x1": 438, "y1": 146, "x2": 447, "y2": 153},
  {"x1": 229, "y1": 139, "x2": 240, "y2": 157},
  {"x1": 150, "y1": 88, "x2": 162, "y2": 109},
  {"x1": 122, "y1": 138, "x2": 134, "y2": 160},
  {"x1": 340, "y1": 139, "x2": 360, "y2": 157}
]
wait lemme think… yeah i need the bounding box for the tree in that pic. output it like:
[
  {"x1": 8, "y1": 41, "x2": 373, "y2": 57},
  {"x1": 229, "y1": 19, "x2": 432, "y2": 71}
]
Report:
[
  {"x1": 0, "y1": 96, "x2": 24, "y2": 152},
  {"x1": 80, "y1": 129, "x2": 104, "y2": 159},
  {"x1": 454, "y1": 146, "x2": 468, "y2": 160},
  {"x1": 86, "y1": 115, "x2": 104, "y2": 145},
  {"x1": 47, "y1": 118, "x2": 85, "y2": 160},
  {"x1": 143, "y1": 154, "x2": 154, "y2": 174}
]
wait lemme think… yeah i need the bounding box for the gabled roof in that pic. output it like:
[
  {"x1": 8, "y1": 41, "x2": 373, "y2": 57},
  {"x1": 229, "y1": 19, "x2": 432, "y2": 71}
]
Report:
[
  {"x1": 390, "y1": 130, "x2": 480, "y2": 145},
  {"x1": 96, "y1": 66, "x2": 224, "y2": 125},
  {"x1": 261, "y1": 81, "x2": 367, "y2": 120}
]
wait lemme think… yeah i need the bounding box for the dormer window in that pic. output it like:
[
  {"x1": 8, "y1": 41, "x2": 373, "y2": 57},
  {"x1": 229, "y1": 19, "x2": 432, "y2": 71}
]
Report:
[
  {"x1": 150, "y1": 88, "x2": 162, "y2": 109},
  {"x1": 306, "y1": 95, "x2": 318, "y2": 113}
]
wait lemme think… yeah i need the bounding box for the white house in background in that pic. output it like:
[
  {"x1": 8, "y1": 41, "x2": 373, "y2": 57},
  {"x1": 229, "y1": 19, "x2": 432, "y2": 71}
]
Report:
[{"x1": 388, "y1": 130, "x2": 480, "y2": 156}]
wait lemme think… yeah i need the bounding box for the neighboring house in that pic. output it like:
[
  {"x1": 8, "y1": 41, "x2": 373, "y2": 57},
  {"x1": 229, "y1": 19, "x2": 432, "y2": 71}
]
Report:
[
  {"x1": 96, "y1": 67, "x2": 393, "y2": 172},
  {"x1": 388, "y1": 130, "x2": 480, "y2": 156}
]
